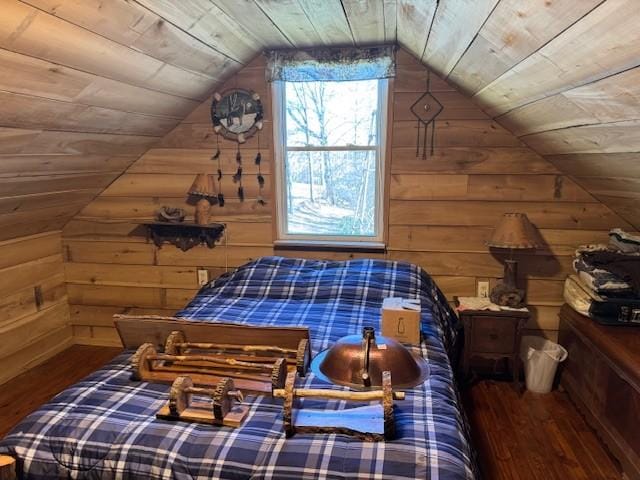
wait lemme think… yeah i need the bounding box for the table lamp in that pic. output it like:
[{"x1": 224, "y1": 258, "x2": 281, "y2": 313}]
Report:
[
  {"x1": 486, "y1": 213, "x2": 542, "y2": 307},
  {"x1": 188, "y1": 174, "x2": 217, "y2": 225}
]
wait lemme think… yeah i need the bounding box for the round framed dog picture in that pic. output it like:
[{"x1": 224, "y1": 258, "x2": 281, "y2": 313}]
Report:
[{"x1": 210, "y1": 88, "x2": 264, "y2": 143}]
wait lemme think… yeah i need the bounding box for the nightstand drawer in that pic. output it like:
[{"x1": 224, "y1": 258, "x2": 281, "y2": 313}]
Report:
[{"x1": 470, "y1": 316, "x2": 517, "y2": 353}]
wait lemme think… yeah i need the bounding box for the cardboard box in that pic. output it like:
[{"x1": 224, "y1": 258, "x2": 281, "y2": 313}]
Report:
[{"x1": 381, "y1": 297, "x2": 421, "y2": 345}]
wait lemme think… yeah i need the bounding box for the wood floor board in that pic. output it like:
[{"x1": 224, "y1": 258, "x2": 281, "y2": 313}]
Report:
[
  {"x1": 0, "y1": 344, "x2": 121, "y2": 437},
  {"x1": 463, "y1": 380, "x2": 623, "y2": 480}
]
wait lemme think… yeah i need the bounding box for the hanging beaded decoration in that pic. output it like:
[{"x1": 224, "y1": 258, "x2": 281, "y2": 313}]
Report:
[
  {"x1": 410, "y1": 71, "x2": 443, "y2": 159},
  {"x1": 211, "y1": 134, "x2": 224, "y2": 207},
  {"x1": 256, "y1": 132, "x2": 266, "y2": 205},
  {"x1": 233, "y1": 144, "x2": 244, "y2": 201}
]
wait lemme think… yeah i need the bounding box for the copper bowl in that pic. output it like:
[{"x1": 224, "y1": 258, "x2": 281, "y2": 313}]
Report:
[{"x1": 311, "y1": 327, "x2": 429, "y2": 390}]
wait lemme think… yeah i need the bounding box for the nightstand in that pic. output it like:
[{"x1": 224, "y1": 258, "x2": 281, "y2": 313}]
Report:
[{"x1": 458, "y1": 307, "x2": 529, "y2": 387}]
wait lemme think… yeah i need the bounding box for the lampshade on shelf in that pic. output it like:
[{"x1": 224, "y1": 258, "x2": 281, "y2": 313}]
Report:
[
  {"x1": 188, "y1": 174, "x2": 217, "y2": 199},
  {"x1": 188, "y1": 174, "x2": 217, "y2": 225},
  {"x1": 486, "y1": 213, "x2": 543, "y2": 250},
  {"x1": 486, "y1": 213, "x2": 542, "y2": 308}
]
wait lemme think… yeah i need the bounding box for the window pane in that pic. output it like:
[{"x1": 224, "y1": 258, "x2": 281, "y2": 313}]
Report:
[
  {"x1": 285, "y1": 80, "x2": 379, "y2": 147},
  {"x1": 284, "y1": 150, "x2": 377, "y2": 237}
]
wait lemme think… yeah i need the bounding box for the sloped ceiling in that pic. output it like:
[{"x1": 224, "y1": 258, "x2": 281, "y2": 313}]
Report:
[{"x1": 1, "y1": 0, "x2": 638, "y2": 241}]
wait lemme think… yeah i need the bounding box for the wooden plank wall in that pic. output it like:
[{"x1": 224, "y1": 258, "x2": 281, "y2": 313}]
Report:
[
  {"x1": 63, "y1": 49, "x2": 630, "y2": 346},
  {"x1": 0, "y1": 231, "x2": 71, "y2": 385},
  {"x1": 496, "y1": 56, "x2": 640, "y2": 230},
  {"x1": 398, "y1": 0, "x2": 640, "y2": 231},
  {"x1": 0, "y1": 0, "x2": 246, "y2": 242}
]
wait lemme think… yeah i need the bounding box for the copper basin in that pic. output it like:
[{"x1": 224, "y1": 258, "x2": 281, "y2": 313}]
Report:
[{"x1": 311, "y1": 327, "x2": 429, "y2": 390}]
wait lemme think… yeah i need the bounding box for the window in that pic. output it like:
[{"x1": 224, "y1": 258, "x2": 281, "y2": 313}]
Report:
[{"x1": 273, "y1": 78, "x2": 388, "y2": 245}]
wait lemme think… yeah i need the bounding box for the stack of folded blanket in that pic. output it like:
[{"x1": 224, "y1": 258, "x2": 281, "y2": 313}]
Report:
[
  {"x1": 572, "y1": 229, "x2": 640, "y2": 299},
  {"x1": 564, "y1": 229, "x2": 640, "y2": 323}
]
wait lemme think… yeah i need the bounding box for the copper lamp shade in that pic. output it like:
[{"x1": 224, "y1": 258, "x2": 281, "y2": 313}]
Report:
[
  {"x1": 485, "y1": 213, "x2": 543, "y2": 250},
  {"x1": 311, "y1": 327, "x2": 429, "y2": 390}
]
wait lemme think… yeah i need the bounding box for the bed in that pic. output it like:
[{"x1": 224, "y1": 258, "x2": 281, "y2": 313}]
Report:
[{"x1": 1, "y1": 256, "x2": 477, "y2": 479}]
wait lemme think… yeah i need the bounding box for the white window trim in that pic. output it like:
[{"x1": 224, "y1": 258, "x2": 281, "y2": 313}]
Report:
[{"x1": 272, "y1": 79, "x2": 389, "y2": 245}]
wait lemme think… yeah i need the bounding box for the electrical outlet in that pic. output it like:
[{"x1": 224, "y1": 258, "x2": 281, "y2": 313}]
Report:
[
  {"x1": 197, "y1": 269, "x2": 209, "y2": 286},
  {"x1": 477, "y1": 281, "x2": 490, "y2": 298}
]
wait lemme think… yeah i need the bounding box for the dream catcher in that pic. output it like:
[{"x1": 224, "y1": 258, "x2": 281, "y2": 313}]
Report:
[
  {"x1": 410, "y1": 71, "x2": 443, "y2": 159},
  {"x1": 210, "y1": 88, "x2": 265, "y2": 205}
]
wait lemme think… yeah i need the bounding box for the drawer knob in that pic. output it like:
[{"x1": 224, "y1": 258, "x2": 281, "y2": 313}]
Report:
[{"x1": 489, "y1": 333, "x2": 498, "y2": 340}]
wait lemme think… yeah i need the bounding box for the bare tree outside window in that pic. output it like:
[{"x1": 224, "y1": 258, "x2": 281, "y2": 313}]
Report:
[{"x1": 281, "y1": 79, "x2": 382, "y2": 238}]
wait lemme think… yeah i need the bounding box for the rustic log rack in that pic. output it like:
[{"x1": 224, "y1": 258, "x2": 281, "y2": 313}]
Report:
[
  {"x1": 115, "y1": 316, "x2": 312, "y2": 376},
  {"x1": 156, "y1": 376, "x2": 249, "y2": 428},
  {"x1": 131, "y1": 341, "x2": 287, "y2": 395},
  {"x1": 273, "y1": 371, "x2": 404, "y2": 441},
  {"x1": 163, "y1": 329, "x2": 310, "y2": 377}
]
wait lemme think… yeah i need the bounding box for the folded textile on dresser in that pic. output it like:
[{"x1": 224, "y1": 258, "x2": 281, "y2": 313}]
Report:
[
  {"x1": 609, "y1": 228, "x2": 640, "y2": 253},
  {"x1": 580, "y1": 249, "x2": 640, "y2": 295},
  {"x1": 573, "y1": 245, "x2": 633, "y2": 296},
  {"x1": 573, "y1": 244, "x2": 640, "y2": 296}
]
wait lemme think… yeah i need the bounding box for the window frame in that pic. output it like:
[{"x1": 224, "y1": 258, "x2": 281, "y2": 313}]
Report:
[{"x1": 272, "y1": 78, "x2": 389, "y2": 247}]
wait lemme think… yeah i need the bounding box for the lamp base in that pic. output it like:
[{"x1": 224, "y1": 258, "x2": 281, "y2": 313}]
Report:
[
  {"x1": 490, "y1": 259, "x2": 525, "y2": 308},
  {"x1": 489, "y1": 283, "x2": 525, "y2": 308},
  {"x1": 195, "y1": 198, "x2": 211, "y2": 225}
]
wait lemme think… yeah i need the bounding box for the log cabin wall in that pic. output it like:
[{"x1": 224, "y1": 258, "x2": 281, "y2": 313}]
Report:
[
  {"x1": 0, "y1": 0, "x2": 242, "y2": 239},
  {"x1": 0, "y1": 0, "x2": 247, "y2": 381},
  {"x1": 62, "y1": 49, "x2": 630, "y2": 347},
  {"x1": 438, "y1": 0, "x2": 640, "y2": 232},
  {"x1": 0, "y1": 232, "x2": 71, "y2": 385}
]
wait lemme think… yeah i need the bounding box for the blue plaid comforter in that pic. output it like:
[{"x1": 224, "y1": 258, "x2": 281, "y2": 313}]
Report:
[{"x1": 1, "y1": 256, "x2": 477, "y2": 479}]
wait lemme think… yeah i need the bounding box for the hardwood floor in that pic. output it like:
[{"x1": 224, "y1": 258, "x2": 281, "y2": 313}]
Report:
[
  {"x1": 463, "y1": 380, "x2": 623, "y2": 480},
  {"x1": 0, "y1": 346, "x2": 625, "y2": 479},
  {"x1": 0, "y1": 344, "x2": 121, "y2": 438}
]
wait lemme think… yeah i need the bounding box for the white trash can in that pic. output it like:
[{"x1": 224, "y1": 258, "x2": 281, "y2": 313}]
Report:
[{"x1": 520, "y1": 336, "x2": 568, "y2": 393}]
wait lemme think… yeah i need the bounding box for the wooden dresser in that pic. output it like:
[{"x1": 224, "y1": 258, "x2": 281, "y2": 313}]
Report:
[{"x1": 558, "y1": 305, "x2": 640, "y2": 480}]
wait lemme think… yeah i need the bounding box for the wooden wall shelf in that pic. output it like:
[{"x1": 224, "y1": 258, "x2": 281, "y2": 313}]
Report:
[{"x1": 144, "y1": 222, "x2": 224, "y2": 251}]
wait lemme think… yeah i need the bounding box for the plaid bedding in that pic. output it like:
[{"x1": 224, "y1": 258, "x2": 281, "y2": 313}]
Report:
[{"x1": 1, "y1": 256, "x2": 477, "y2": 479}]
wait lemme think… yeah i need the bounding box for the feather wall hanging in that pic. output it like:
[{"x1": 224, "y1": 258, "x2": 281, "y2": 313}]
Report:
[
  {"x1": 211, "y1": 134, "x2": 224, "y2": 207},
  {"x1": 255, "y1": 132, "x2": 266, "y2": 205},
  {"x1": 233, "y1": 144, "x2": 244, "y2": 202},
  {"x1": 209, "y1": 87, "x2": 265, "y2": 206}
]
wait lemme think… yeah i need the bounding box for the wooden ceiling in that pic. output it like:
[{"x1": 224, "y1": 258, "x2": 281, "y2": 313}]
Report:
[{"x1": 1, "y1": 0, "x2": 638, "y2": 241}]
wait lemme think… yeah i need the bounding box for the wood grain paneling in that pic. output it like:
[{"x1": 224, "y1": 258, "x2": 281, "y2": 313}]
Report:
[
  {"x1": 0, "y1": 231, "x2": 70, "y2": 385},
  {"x1": 396, "y1": 1, "x2": 437, "y2": 61},
  {"x1": 23, "y1": 0, "x2": 239, "y2": 80},
  {"x1": 491, "y1": 61, "x2": 640, "y2": 228},
  {"x1": 301, "y1": 0, "x2": 353, "y2": 45},
  {"x1": 64, "y1": 57, "x2": 277, "y2": 345},
  {"x1": 448, "y1": 0, "x2": 604, "y2": 95},
  {"x1": 388, "y1": 0, "x2": 640, "y2": 232},
  {"x1": 498, "y1": 67, "x2": 640, "y2": 137},
  {"x1": 0, "y1": 0, "x2": 636, "y2": 244},
  {"x1": 135, "y1": 0, "x2": 266, "y2": 60},
  {"x1": 473, "y1": 0, "x2": 640, "y2": 117},
  {"x1": 63, "y1": 48, "x2": 623, "y2": 346},
  {"x1": 421, "y1": 0, "x2": 500, "y2": 78},
  {"x1": 0, "y1": 0, "x2": 241, "y2": 241},
  {"x1": 0, "y1": 1, "x2": 214, "y2": 100}
]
